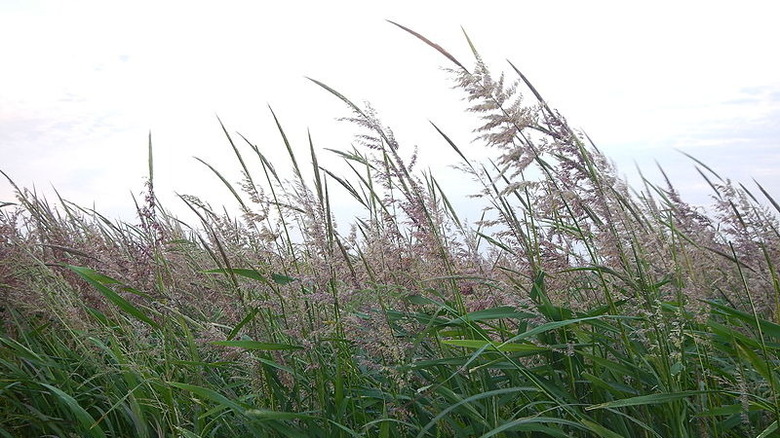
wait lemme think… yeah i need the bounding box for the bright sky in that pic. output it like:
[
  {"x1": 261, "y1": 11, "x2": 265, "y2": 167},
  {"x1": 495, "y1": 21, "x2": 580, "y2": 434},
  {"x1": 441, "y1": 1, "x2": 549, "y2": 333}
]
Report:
[{"x1": 2, "y1": 1, "x2": 778, "y2": 222}]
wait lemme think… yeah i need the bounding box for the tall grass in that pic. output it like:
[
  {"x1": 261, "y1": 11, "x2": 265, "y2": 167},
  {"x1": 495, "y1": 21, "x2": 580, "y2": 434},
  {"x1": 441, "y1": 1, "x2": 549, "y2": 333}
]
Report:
[{"x1": 2, "y1": 24, "x2": 779, "y2": 437}]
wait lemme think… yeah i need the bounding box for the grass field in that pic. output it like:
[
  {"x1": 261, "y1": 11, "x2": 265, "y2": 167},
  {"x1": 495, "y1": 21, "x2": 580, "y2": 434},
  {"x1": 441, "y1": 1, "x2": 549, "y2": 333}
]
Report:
[{"x1": 2, "y1": 25, "x2": 779, "y2": 437}]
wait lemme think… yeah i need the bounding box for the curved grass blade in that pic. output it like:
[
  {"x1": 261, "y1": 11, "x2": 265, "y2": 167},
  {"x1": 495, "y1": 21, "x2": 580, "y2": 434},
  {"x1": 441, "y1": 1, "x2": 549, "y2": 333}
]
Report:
[
  {"x1": 387, "y1": 20, "x2": 466, "y2": 70},
  {"x1": 450, "y1": 305, "x2": 535, "y2": 323},
  {"x1": 754, "y1": 179, "x2": 780, "y2": 215},
  {"x1": 66, "y1": 265, "x2": 159, "y2": 329},
  {"x1": 210, "y1": 340, "x2": 302, "y2": 351},
  {"x1": 227, "y1": 307, "x2": 260, "y2": 341},
  {"x1": 757, "y1": 420, "x2": 778, "y2": 438},
  {"x1": 416, "y1": 387, "x2": 539, "y2": 438},
  {"x1": 204, "y1": 268, "x2": 267, "y2": 283},
  {"x1": 442, "y1": 339, "x2": 547, "y2": 353},
  {"x1": 168, "y1": 381, "x2": 246, "y2": 415},
  {"x1": 245, "y1": 409, "x2": 316, "y2": 421},
  {"x1": 480, "y1": 416, "x2": 585, "y2": 438},
  {"x1": 579, "y1": 419, "x2": 626, "y2": 438},
  {"x1": 503, "y1": 315, "x2": 628, "y2": 345},
  {"x1": 40, "y1": 383, "x2": 107, "y2": 438},
  {"x1": 194, "y1": 157, "x2": 249, "y2": 212},
  {"x1": 271, "y1": 273, "x2": 295, "y2": 285},
  {"x1": 706, "y1": 299, "x2": 780, "y2": 339},
  {"x1": 586, "y1": 390, "x2": 710, "y2": 411}
]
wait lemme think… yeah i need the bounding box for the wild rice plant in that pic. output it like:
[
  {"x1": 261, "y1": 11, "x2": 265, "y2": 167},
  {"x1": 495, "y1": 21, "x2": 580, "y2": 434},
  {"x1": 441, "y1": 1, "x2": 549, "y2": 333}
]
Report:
[{"x1": 1, "y1": 23, "x2": 779, "y2": 437}]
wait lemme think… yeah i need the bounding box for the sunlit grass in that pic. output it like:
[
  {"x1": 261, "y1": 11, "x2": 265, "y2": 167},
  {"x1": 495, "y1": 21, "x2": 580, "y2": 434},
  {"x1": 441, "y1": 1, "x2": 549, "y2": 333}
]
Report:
[{"x1": 1, "y1": 25, "x2": 779, "y2": 437}]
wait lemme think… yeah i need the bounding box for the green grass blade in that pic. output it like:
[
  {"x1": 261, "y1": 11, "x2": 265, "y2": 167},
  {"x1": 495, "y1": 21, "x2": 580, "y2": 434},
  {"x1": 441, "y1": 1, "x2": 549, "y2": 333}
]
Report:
[
  {"x1": 480, "y1": 417, "x2": 585, "y2": 438},
  {"x1": 194, "y1": 157, "x2": 249, "y2": 211},
  {"x1": 414, "y1": 387, "x2": 541, "y2": 437},
  {"x1": 204, "y1": 268, "x2": 267, "y2": 283},
  {"x1": 442, "y1": 339, "x2": 548, "y2": 353},
  {"x1": 168, "y1": 381, "x2": 246, "y2": 415},
  {"x1": 453, "y1": 305, "x2": 536, "y2": 322},
  {"x1": 210, "y1": 340, "x2": 302, "y2": 351},
  {"x1": 706, "y1": 300, "x2": 780, "y2": 339},
  {"x1": 245, "y1": 409, "x2": 316, "y2": 421},
  {"x1": 224, "y1": 307, "x2": 259, "y2": 341},
  {"x1": 754, "y1": 178, "x2": 780, "y2": 215},
  {"x1": 268, "y1": 106, "x2": 303, "y2": 181},
  {"x1": 66, "y1": 265, "x2": 159, "y2": 329},
  {"x1": 579, "y1": 419, "x2": 626, "y2": 438},
  {"x1": 40, "y1": 383, "x2": 107, "y2": 438},
  {"x1": 430, "y1": 122, "x2": 469, "y2": 164},
  {"x1": 503, "y1": 315, "x2": 620, "y2": 345},
  {"x1": 756, "y1": 420, "x2": 779, "y2": 438},
  {"x1": 271, "y1": 273, "x2": 295, "y2": 285},
  {"x1": 586, "y1": 390, "x2": 710, "y2": 410}
]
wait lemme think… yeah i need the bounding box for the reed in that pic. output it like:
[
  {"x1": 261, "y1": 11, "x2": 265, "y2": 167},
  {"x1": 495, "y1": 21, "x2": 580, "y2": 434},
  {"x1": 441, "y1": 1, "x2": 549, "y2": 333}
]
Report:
[{"x1": 1, "y1": 24, "x2": 778, "y2": 437}]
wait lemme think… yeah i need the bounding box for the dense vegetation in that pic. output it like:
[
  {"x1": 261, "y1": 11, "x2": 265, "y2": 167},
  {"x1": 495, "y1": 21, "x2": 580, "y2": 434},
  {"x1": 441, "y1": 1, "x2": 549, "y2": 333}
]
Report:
[{"x1": 2, "y1": 24, "x2": 779, "y2": 437}]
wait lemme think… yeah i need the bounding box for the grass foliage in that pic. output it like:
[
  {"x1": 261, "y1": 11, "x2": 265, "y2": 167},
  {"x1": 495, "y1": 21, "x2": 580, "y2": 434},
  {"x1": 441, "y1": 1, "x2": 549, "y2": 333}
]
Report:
[{"x1": 2, "y1": 25, "x2": 780, "y2": 437}]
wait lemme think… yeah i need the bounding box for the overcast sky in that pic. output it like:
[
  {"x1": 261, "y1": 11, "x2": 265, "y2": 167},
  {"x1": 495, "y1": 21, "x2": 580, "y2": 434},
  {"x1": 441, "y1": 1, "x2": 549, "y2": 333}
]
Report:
[{"x1": 1, "y1": 1, "x2": 778, "y2": 222}]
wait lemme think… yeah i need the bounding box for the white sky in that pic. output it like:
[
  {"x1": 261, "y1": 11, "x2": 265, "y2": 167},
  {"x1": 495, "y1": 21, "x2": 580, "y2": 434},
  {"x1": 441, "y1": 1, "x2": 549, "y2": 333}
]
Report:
[{"x1": 1, "y1": 1, "x2": 779, "y2": 222}]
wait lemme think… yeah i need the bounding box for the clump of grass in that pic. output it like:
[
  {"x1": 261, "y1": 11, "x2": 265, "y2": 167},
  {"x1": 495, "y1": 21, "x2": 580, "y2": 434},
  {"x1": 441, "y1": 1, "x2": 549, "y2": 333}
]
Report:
[{"x1": 1, "y1": 24, "x2": 779, "y2": 437}]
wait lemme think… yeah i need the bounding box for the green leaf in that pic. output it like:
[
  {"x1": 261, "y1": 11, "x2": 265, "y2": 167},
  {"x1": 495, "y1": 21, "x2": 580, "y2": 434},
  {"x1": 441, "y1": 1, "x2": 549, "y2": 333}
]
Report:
[
  {"x1": 481, "y1": 417, "x2": 584, "y2": 438},
  {"x1": 227, "y1": 307, "x2": 260, "y2": 340},
  {"x1": 579, "y1": 419, "x2": 624, "y2": 438},
  {"x1": 451, "y1": 306, "x2": 535, "y2": 323},
  {"x1": 194, "y1": 156, "x2": 250, "y2": 211},
  {"x1": 168, "y1": 382, "x2": 246, "y2": 415},
  {"x1": 40, "y1": 383, "x2": 107, "y2": 438},
  {"x1": 204, "y1": 268, "x2": 267, "y2": 282},
  {"x1": 271, "y1": 273, "x2": 295, "y2": 285},
  {"x1": 210, "y1": 340, "x2": 302, "y2": 351},
  {"x1": 586, "y1": 390, "x2": 709, "y2": 410},
  {"x1": 442, "y1": 339, "x2": 547, "y2": 353},
  {"x1": 67, "y1": 265, "x2": 159, "y2": 329},
  {"x1": 697, "y1": 403, "x2": 742, "y2": 417},
  {"x1": 505, "y1": 315, "x2": 629, "y2": 345},
  {"x1": 245, "y1": 409, "x2": 316, "y2": 420},
  {"x1": 706, "y1": 300, "x2": 780, "y2": 339},
  {"x1": 387, "y1": 21, "x2": 466, "y2": 70},
  {"x1": 756, "y1": 420, "x2": 778, "y2": 438},
  {"x1": 0, "y1": 336, "x2": 45, "y2": 363},
  {"x1": 174, "y1": 427, "x2": 202, "y2": 438},
  {"x1": 581, "y1": 372, "x2": 640, "y2": 396},
  {"x1": 735, "y1": 340, "x2": 773, "y2": 382}
]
